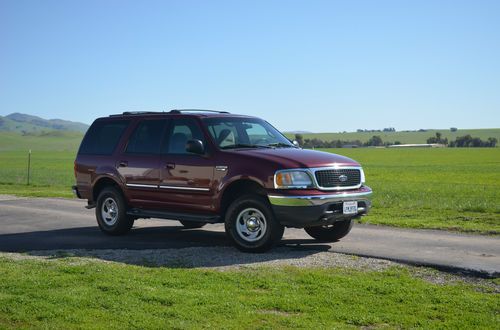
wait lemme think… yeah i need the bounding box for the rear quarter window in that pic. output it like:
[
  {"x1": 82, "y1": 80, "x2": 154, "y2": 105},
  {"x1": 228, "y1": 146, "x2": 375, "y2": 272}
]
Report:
[{"x1": 79, "y1": 120, "x2": 130, "y2": 155}]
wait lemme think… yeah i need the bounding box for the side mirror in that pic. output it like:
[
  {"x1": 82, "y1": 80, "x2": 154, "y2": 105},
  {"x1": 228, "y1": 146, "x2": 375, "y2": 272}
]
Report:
[
  {"x1": 186, "y1": 139, "x2": 204, "y2": 154},
  {"x1": 292, "y1": 140, "x2": 300, "y2": 148}
]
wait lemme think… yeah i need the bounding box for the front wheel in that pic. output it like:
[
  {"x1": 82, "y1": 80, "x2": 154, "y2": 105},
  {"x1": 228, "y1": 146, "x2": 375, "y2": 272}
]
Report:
[
  {"x1": 96, "y1": 187, "x2": 134, "y2": 235},
  {"x1": 225, "y1": 195, "x2": 284, "y2": 253},
  {"x1": 304, "y1": 219, "x2": 354, "y2": 242}
]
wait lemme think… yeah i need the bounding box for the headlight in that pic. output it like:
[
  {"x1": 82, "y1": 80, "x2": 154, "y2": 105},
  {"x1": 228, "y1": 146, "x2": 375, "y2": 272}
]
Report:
[
  {"x1": 360, "y1": 168, "x2": 366, "y2": 184},
  {"x1": 274, "y1": 170, "x2": 314, "y2": 189}
]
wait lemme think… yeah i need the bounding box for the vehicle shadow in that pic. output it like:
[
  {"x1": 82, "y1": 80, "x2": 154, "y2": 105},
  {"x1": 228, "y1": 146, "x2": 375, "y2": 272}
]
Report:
[{"x1": 0, "y1": 225, "x2": 332, "y2": 268}]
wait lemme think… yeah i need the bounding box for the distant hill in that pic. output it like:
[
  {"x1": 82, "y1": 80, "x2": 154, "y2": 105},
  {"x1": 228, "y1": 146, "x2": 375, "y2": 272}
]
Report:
[{"x1": 0, "y1": 113, "x2": 89, "y2": 133}]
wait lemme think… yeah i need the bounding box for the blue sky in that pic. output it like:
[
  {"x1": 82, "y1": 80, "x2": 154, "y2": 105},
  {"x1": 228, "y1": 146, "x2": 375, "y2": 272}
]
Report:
[{"x1": 1, "y1": 0, "x2": 499, "y2": 132}]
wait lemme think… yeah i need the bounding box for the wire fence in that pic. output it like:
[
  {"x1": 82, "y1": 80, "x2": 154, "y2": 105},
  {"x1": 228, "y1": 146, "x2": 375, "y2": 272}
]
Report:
[{"x1": 0, "y1": 150, "x2": 75, "y2": 187}]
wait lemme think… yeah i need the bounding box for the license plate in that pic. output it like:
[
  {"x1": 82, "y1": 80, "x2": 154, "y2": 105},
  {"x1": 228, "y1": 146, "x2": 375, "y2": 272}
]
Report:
[{"x1": 343, "y1": 201, "x2": 358, "y2": 215}]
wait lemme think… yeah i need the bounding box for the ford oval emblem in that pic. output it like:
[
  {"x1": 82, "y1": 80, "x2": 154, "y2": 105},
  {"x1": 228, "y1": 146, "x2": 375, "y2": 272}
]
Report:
[{"x1": 339, "y1": 174, "x2": 348, "y2": 182}]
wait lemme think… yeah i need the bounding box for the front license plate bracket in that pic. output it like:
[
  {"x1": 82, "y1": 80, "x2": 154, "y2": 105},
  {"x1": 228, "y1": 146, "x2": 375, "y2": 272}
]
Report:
[{"x1": 343, "y1": 201, "x2": 358, "y2": 215}]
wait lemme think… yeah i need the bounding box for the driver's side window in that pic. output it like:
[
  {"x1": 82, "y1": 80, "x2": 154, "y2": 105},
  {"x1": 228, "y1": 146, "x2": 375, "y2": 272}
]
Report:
[
  {"x1": 165, "y1": 118, "x2": 205, "y2": 154},
  {"x1": 210, "y1": 123, "x2": 239, "y2": 148}
]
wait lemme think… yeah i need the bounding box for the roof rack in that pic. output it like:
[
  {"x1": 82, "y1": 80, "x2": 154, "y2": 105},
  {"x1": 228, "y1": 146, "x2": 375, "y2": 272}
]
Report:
[
  {"x1": 169, "y1": 109, "x2": 230, "y2": 114},
  {"x1": 109, "y1": 109, "x2": 230, "y2": 117}
]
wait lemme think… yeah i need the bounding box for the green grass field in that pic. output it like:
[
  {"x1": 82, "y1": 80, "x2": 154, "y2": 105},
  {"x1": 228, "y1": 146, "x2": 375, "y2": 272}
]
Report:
[
  {"x1": 285, "y1": 128, "x2": 500, "y2": 144},
  {"x1": 327, "y1": 148, "x2": 500, "y2": 234},
  {"x1": 0, "y1": 132, "x2": 82, "y2": 197},
  {"x1": 0, "y1": 132, "x2": 499, "y2": 233},
  {"x1": 0, "y1": 131, "x2": 83, "y2": 152},
  {"x1": 0, "y1": 257, "x2": 497, "y2": 329}
]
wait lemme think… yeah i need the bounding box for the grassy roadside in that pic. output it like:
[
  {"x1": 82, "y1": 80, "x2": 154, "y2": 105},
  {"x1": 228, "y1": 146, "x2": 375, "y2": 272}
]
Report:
[
  {"x1": 0, "y1": 256, "x2": 498, "y2": 329},
  {"x1": 0, "y1": 183, "x2": 74, "y2": 198}
]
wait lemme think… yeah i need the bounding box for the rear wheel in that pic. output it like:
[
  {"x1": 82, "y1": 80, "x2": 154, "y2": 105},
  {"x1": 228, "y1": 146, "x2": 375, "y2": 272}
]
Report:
[
  {"x1": 225, "y1": 195, "x2": 284, "y2": 252},
  {"x1": 180, "y1": 221, "x2": 206, "y2": 229},
  {"x1": 96, "y1": 187, "x2": 134, "y2": 235},
  {"x1": 304, "y1": 219, "x2": 354, "y2": 242}
]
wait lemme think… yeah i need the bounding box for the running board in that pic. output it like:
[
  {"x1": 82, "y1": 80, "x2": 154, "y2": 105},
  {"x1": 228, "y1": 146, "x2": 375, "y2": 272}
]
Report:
[{"x1": 127, "y1": 208, "x2": 221, "y2": 223}]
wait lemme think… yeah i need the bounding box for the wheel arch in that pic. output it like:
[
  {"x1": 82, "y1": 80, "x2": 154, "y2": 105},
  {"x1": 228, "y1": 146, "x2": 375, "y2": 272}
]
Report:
[
  {"x1": 92, "y1": 176, "x2": 124, "y2": 202},
  {"x1": 218, "y1": 178, "x2": 268, "y2": 220}
]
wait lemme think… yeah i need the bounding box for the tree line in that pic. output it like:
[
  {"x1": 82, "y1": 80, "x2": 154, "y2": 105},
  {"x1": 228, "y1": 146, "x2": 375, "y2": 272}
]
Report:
[
  {"x1": 294, "y1": 133, "x2": 498, "y2": 148},
  {"x1": 294, "y1": 134, "x2": 400, "y2": 148},
  {"x1": 427, "y1": 132, "x2": 497, "y2": 147}
]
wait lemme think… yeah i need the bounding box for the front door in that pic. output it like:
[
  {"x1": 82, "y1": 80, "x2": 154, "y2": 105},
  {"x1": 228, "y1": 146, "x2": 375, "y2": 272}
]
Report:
[{"x1": 159, "y1": 117, "x2": 215, "y2": 213}]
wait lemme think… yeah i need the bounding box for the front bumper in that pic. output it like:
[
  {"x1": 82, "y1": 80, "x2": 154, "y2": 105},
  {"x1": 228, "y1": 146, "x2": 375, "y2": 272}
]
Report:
[{"x1": 268, "y1": 186, "x2": 372, "y2": 227}]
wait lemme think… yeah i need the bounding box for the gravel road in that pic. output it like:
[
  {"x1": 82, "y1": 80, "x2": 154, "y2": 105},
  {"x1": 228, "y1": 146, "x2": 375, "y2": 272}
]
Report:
[{"x1": 0, "y1": 195, "x2": 499, "y2": 277}]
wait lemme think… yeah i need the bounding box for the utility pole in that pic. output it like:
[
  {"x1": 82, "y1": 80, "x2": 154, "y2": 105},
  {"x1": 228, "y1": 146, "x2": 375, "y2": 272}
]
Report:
[{"x1": 27, "y1": 149, "x2": 31, "y2": 185}]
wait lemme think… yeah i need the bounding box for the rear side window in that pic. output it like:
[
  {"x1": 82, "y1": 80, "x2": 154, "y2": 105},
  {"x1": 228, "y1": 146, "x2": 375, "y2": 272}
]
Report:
[
  {"x1": 79, "y1": 120, "x2": 130, "y2": 155},
  {"x1": 125, "y1": 120, "x2": 167, "y2": 154}
]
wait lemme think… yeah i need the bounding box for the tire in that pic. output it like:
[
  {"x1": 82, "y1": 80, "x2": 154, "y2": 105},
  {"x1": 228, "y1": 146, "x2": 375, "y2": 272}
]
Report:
[
  {"x1": 95, "y1": 187, "x2": 134, "y2": 235},
  {"x1": 225, "y1": 194, "x2": 284, "y2": 253},
  {"x1": 180, "y1": 221, "x2": 206, "y2": 229},
  {"x1": 304, "y1": 219, "x2": 354, "y2": 242}
]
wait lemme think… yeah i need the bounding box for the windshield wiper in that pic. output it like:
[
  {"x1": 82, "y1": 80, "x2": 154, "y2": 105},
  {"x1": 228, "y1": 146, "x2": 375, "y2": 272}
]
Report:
[
  {"x1": 221, "y1": 143, "x2": 272, "y2": 150},
  {"x1": 267, "y1": 142, "x2": 296, "y2": 148}
]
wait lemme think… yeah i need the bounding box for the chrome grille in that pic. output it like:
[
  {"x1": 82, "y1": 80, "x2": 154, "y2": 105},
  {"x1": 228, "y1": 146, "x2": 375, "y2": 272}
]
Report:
[{"x1": 314, "y1": 168, "x2": 361, "y2": 189}]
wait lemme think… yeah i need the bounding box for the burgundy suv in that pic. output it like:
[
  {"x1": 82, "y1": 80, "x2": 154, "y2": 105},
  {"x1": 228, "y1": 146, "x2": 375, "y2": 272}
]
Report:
[{"x1": 73, "y1": 110, "x2": 372, "y2": 252}]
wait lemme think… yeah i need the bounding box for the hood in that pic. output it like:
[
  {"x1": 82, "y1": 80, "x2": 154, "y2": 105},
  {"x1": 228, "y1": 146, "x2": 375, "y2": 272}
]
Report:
[{"x1": 227, "y1": 148, "x2": 360, "y2": 169}]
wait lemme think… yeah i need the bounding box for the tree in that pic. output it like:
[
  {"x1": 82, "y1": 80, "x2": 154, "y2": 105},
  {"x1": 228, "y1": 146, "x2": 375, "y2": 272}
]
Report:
[
  {"x1": 427, "y1": 132, "x2": 447, "y2": 145},
  {"x1": 450, "y1": 127, "x2": 458, "y2": 132},
  {"x1": 471, "y1": 137, "x2": 482, "y2": 147},
  {"x1": 487, "y1": 137, "x2": 498, "y2": 147},
  {"x1": 365, "y1": 135, "x2": 383, "y2": 147}
]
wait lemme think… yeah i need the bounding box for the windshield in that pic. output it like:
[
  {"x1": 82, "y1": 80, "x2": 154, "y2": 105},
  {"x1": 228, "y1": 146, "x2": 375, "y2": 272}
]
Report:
[{"x1": 203, "y1": 117, "x2": 295, "y2": 149}]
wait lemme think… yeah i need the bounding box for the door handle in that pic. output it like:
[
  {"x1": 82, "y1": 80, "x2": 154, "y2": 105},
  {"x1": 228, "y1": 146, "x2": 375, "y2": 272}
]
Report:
[
  {"x1": 165, "y1": 163, "x2": 175, "y2": 169},
  {"x1": 118, "y1": 161, "x2": 128, "y2": 167}
]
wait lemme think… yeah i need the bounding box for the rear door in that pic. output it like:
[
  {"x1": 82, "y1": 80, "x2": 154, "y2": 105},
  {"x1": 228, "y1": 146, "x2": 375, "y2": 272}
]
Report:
[
  {"x1": 116, "y1": 119, "x2": 167, "y2": 208},
  {"x1": 159, "y1": 117, "x2": 215, "y2": 213}
]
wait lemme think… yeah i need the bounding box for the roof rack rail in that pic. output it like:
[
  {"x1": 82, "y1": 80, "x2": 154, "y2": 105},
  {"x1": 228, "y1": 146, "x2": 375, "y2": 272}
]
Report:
[
  {"x1": 169, "y1": 109, "x2": 230, "y2": 114},
  {"x1": 109, "y1": 111, "x2": 164, "y2": 117},
  {"x1": 122, "y1": 111, "x2": 164, "y2": 115}
]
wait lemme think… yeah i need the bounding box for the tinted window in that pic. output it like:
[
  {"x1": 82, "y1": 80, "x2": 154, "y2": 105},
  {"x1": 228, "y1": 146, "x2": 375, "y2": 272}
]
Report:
[
  {"x1": 126, "y1": 120, "x2": 167, "y2": 154},
  {"x1": 79, "y1": 120, "x2": 129, "y2": 155},
  {"x1": 165, "y1": 118, "x2": 205, "y2": 154}
]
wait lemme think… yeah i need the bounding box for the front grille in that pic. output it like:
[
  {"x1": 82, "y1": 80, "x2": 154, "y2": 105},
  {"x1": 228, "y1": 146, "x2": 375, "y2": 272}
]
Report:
[{"x1": 315, "y1": 168, "x2": 361, "y2": 189}]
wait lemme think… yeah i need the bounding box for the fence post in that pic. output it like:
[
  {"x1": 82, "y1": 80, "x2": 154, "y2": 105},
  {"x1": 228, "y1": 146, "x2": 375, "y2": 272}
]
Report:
[{"x1": 27, "y1": 149, "x2": 31, "y2": 185}]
